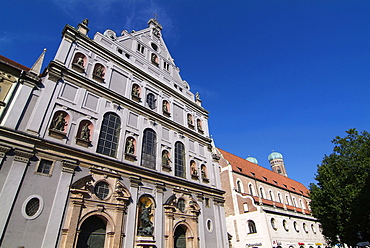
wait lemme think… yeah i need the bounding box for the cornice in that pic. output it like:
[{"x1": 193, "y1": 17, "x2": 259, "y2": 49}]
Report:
[{"x1": 0, "y1": 127, "x2": 224, "y2": 196}]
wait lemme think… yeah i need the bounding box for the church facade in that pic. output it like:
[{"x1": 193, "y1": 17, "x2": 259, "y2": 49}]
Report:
[
  {"x1": 0, "y1": 19, "x2": 228, "y2": 248},
  {"x1": 218, "y1": 149, "x2": 327, "y2": 248}
]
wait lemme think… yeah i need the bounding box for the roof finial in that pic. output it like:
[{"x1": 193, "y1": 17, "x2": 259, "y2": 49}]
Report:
[
  {"x1": 154, "y1": 13, "x2": 159, "y2": 20},
  {"x1": 30, "y1": 48, "x2": 46, "y2": 75}
]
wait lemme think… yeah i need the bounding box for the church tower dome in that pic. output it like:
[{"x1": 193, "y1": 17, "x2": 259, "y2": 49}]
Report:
[{"x1": 268, "y1": 151, "x2": 288, "y2": 177}]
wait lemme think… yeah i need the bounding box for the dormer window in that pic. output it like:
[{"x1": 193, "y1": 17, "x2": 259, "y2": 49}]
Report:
[{"x1": 137, "y1": 43, "x2": 144, "y2": 54}]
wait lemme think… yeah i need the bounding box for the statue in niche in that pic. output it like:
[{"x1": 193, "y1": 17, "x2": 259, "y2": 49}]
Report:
[
  {"x1": 76, "y1": 56, "x2": 84, "y2": 68},
  {"x1": 197, "y1": 120, "x2": 202, "y2": 131},
  {"x1": 94, "y1": 65, "x2": 104, "y2": 78},
  {"x1": 163, "y1": 101, "x2": 168, "y2": 113},
  {"x1": 151, "y1": 54, "x2": 158, "y2": 65},
  {"x1": 138, "y1": 203, "x2": 154, "y2": 236},
  {"x1": 187, "y1": 115, "x2": 193, "y2": 126},
  {"x1": 191, "y1": 161, "x2": 197, "y2": 176},
  {"x1": 132, "y1": 85, "x2": 140, "y2": 97},
  {"x1": 162, "y1": 151, "x2": 171, "y2": 167},
  {"x1": 80, "y1": 123, "x2": 90, "y2": 141},
  {"x1": 201, "y1": 166, "x2": 207, "y2": 179},
  {"x1": 125, "y1": 138, "x2": 135, "y2": 154},
  {"x1": 53, "y1": 113, "x2": 67, "y2": 131}
]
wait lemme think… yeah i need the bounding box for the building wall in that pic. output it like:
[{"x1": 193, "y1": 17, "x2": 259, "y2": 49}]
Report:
[{"x1": 0, "y1": 19, "x2": 228, "y2": 248}]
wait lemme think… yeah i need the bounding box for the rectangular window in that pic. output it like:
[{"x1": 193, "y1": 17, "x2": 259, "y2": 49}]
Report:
[
  {"x1": 137, "y1": 43, "x2": 144, "y2": 54},
  {"x1": 163, "y1": 61, "x2": 169, "y2": 70},
  {"x1": 36, "y1": 159, "x2": 53, "y2": 175}
]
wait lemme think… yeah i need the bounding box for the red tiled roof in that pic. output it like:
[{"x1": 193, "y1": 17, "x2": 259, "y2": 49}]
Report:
[
  {"x1": 0, "y1": 55, "x2": 30, "y2": 72},
  {"x1": 218, "y1": 148, "x2": 310, "y2": 197}
]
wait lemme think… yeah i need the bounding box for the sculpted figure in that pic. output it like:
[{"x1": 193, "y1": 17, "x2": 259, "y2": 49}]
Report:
[
  {"x1": 138, "y1": 203, "x2": 154, "y2": 236},
  {"x1": 125, "y1": 138, "x2": 135, "y2": 154},
  {"x1": 132, "y1": 85, "x2": 140, "y2": 97},
  {"x1": 95, "y1": 65, "x2": 104, "y2": 78},
  {"x1": 80, "y1": 123, "x2": 90, "y2": 141},
  {"x1": 53, "y1": 113, "x2": 66, "y2": 131},
  {"x1": 76, "y1": 56, "x2": 84, "y2": 67}
]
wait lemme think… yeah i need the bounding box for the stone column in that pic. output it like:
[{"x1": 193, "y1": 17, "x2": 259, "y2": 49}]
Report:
[
  {"x1": 0, "y1": 149, "x2": 33, "y2": 240},
  {"x1": 41, "y1": 159, "x2": 78, "y2": 248},
  {"x1": 123, "y1": 176, "x2": 140, "y2": 248}
]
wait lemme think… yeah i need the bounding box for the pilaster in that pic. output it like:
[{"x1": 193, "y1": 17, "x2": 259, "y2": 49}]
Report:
[
  {"x1": 41, "y1": 159, "x2": 78, "y2": 248},
  {"x1": 0, "y1": 149, "x2": 33, "y2": 241}
]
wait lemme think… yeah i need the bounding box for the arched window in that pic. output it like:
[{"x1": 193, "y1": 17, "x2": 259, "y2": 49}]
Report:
[
  {"x1": 249, "y1": 184, "x2": 254, "y2": 196},
  {"x1": 247, "y1": 220, "x2": 257, "y2": 234},
  {"x1": 141, "y1": 129, "x2": 157, "y2": 169},
  {"x1": 259, "y1": 187, "x2": 265, "y2": 199},
  {"x1": 269, "y1": 190, "x2": 274, "y2": 201},
  {"x1": 175, "y1": 142, "x2": 185, "y2": 178},
  {"x1": 277, "y1": 192, "x2": 282, "y2": 203},
  {"x1": 151, "y1": 53, "x2": 159, "y2": 66},
  {"x1": 292, "y1": 197, "x2": 297, "y2": 207},
  {"x1": 147, "y1": 93, "x2": 156, "y2": 109},
  {"x1": 286, "y1": 195, "x2": 290, "y2": 205},
  {"x1": 300, "y1": 199, "x2": 305, "y2": 209},
  {"x1": 97, "y1": 113, "x2": 121, "y2": 157},
  {"x1": 77, "y1": 216, "x2": 106, "y2": 248},
  {"x1": 236, "y1": 180, "x2": 242, "y2": 193}
]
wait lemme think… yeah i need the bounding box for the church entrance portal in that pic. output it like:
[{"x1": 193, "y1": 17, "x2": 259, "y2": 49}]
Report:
[
  {"x1": 77, "y1": 215, "x2": 106, "y2": 248},
  {"x1": 174, "y1": 225, "x2": 187, "y2": 248}
]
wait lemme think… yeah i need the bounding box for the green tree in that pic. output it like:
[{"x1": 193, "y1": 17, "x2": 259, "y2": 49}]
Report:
[{"x1": 309, "y1": 129, "x2": 370, "y2": 247}]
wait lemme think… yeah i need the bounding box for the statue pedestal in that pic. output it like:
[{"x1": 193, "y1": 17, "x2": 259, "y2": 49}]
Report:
[
  {"x1": 48, "y1": 129, "x2": 66, "y2": 140},
  {"x1": 76, "y1": 137, "x2": 91, "y2": 148},
  {"x1": 135, "y1": 236, "x2": 156, "y2": 248}
]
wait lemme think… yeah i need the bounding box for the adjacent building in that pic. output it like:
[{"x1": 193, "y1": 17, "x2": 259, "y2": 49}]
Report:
[
  {"x1": 0, "y1": 19, "x2": 228, "y2": 248},
  {"x1": 218, "y1": 149, "x2": 327, "y2": 248}
]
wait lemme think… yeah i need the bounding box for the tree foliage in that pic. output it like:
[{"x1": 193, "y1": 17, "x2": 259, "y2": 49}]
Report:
[{"x1": 309, "y1": 129, "x2": 370, "y2": 246}]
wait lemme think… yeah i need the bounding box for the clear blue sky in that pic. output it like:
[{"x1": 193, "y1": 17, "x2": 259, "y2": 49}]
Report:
[{"x1": 1, "y1": 0, "x2": 370, "y2": 187}]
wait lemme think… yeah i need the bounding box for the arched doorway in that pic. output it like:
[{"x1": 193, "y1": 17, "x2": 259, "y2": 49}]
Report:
[
  {"x1": 174, "y1": 225, "x2": 187, "y2": 248},
  {"x1": 77, "y1": 215, "x2": 106, "y2": 248}
]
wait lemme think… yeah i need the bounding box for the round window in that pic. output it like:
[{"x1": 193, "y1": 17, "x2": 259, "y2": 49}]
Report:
[
  {"x1": 22, "y1": 195, "x2": 43, "y2": 220},
  {"x1": 94, "y1": 181, "x2": 110, "y2": 200},
  {"x1": 26, "y1": 198, "x2": 39, "y2": 216}
]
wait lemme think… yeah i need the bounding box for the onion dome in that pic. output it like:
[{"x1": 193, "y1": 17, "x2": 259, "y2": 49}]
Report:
[
  {"x1": 268, "y1": 151, "x2": 283, "y2": 161},
  {"x1": 246, "y1": 157, "x2": 258, "y2": 165}
]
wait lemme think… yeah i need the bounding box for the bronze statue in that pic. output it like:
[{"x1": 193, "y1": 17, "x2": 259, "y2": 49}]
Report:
[
  {"x1": 53, "y1": 113, "x2": 66, "y2": 131},
  {"x1": 80, "y1": 123, "x2": 90, "y2": 141},
  {"x1": 125, "y1": 138, "x2": 135, "y2": 154}
]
